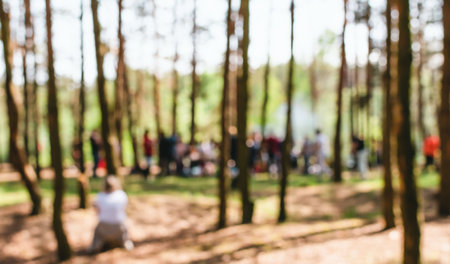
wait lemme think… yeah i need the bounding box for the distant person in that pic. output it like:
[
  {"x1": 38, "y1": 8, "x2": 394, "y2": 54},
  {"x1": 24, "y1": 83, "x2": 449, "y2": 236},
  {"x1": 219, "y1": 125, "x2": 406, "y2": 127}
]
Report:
[
  {"x1": 266, "y1": 133, "x2": 281, "y2": 176},
  {"x1": 90, "y1": 130, "x2": 102, "y2": 178},
  {"x1": 143, "y1": 130, "x2": 153, "y2": 169},
  {"x1": 300, "y1": 136, "x2": 314, "y2": 175},
  {"x1": 314, "y1": 129, "x2": 331, "y2": 177},
  {"x1": 422, "y1": 134, "x2": 440, "y2": 171},
  {"x1": 351, "y1": 135, "x2": 368, "y2": 179},
  {"x1": 89, "y1": 176, "x2": 133, "y2": 253}
]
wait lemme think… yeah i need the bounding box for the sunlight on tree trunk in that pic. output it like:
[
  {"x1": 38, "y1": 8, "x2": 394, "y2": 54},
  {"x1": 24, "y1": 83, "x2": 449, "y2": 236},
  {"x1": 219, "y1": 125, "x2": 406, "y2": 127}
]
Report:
[
  {"x1": 397, "y1": 0, "x2": 421, "y2": 262},
  {"x1": 1, "y1": 0, "x2": 42, "y2": 216},
  {"x1": 45, "y1": 0, "x2": 72, "y2": 260}
]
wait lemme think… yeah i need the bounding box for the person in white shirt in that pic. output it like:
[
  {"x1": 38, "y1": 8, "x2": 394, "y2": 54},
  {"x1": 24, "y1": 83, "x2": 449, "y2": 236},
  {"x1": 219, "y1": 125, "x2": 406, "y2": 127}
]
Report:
[{"x1": 89, "y1": 176, "x2": 133, "y2": 253}]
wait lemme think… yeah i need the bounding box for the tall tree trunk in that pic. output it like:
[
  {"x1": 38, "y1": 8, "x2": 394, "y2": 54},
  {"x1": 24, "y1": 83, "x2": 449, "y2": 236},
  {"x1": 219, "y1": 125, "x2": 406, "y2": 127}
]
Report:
[
  {"x1": 124, "y1": 69, "x2": 139, "y2": 169},
  {"x1": 91, "y1": 0, "x2": 117, "y2": 175},
  {"x1": 77, "y1": 0, "x2": 88, "y2": 209},
  {"x1": 439, "y1": 0, "x2": 450, "y2": 216},
  {"x1": 309, "y1": 59, "x2": 318, "y2": 113},
  {"x1": 45, "y1": 0, "x2": 72, "y2": 260},
  {"x1": 333, "y1": 0, "x2": 348, "y2": 183},
  {"x1": 416, "y1": 1, "x2": 426, "y2": 141},
  {"x1": 114, "y1": 0, "x2": 125, "y2": 166},
  {"x1": 0, "y1": 0, "x2": 42, "y2": 216},
  {"x1": 397, "y1": 0, "x2": 421, "y2": 262},
  {"x1": 261, "y1": 58, "x2": 270, "y2": 137},
  {"x1": 382, "y1": 0, "x2": 395, "y2": 230},
  {"x1": 171, "y1": 0, "x2": 179, "y2": 136},
  {"x1": 365, "y1": 2, "x2": 373, "y2": 142},
  {"x1": 237, "y1": 0, "x2": 253, "y2": 224},
  {"x1": 278, "y1": 0, "x2": 295, "y2": 223},
  {"x1": 151, "y1": 0, "x2": 162, "y2": 138},
  {"x1": 24, "y1": 0, "x2": 41, "y2": 180},
  {"x1": 218, "y1": 0, "x2": 232, "y2": 230},
  {"x1": 21, "y1": 48, "x2": 30, "y2": 158},
  {"x1": 190, "y1": 0, "x2": 198, "y2": 145}
]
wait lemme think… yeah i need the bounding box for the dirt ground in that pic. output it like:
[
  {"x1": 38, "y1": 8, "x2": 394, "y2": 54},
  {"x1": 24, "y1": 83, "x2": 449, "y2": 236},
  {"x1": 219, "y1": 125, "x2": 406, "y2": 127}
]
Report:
[{"x1": 1, "y1": 178, "x2": 449, "y2": 264}]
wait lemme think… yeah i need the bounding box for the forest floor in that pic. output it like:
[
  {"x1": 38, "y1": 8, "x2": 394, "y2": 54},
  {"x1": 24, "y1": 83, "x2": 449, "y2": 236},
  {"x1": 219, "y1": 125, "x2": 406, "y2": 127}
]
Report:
[{"x1": 0, "y1": 166, "x2": 449, "y2": 264}]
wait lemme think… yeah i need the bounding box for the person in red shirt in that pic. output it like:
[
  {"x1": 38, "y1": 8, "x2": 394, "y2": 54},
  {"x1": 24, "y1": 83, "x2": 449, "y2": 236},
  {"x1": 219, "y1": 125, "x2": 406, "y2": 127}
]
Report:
[
  {"x1": 143, "y1": 130, "x2": 153, "y2": 169},
  {"x1": 422, "y1": 134, "x2": 440, "y2": 170}
]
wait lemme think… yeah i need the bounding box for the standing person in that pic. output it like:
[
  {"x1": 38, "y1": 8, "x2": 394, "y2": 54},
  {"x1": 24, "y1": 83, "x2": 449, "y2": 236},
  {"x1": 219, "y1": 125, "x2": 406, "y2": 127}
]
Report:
[
  {"x1": 266, "y1": 133, "x2": 281, "y2": 177},
  {"x1": 422, "y1": 134, "x2": 440, "y2": 171},
  {"x1": 89, "y1": 176, "x2": 133, "y2": 253},
  {"x1": 351, "y1": 134, "x2": 368, "y2": 179},
  {"x1": 314, "y1": 129, "x2": 331, "y2": 178},
  {"x1": 300, "y1": 136, "x2": 314, "y2": 175},
  {"x1": 143, "y1": 130, "x2": 153, "y2": 170},
  {"x1": 90, "y1": 130, "x2": 102, "y2": 178}
]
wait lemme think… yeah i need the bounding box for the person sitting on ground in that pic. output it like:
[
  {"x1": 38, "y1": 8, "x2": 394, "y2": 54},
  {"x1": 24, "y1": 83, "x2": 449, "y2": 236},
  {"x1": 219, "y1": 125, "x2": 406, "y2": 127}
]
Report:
[{"x1": 89, "y1": 176, "x2": 133, "y2": 253}]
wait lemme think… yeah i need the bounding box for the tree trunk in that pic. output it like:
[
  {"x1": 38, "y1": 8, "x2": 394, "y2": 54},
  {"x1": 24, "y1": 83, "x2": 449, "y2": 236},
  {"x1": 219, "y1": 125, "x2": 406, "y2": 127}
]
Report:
[
  {"x1": 278, "y1": 0, "x2": 295, "y2": 223},
  {"x1": 416, "y1": 1, "x2": 426, "y2": 141},
  {"x1": 333, "y1": 0, "x2": 347, "y2": 183},
  {"x1": 114, "y1": 0, "x2": 125, "y2": 166},
  {"x1": 439, "y1": 0, "x2": 450, "y2": 216},
  {"x1": 151, "y1": 0, "x2": 162, "y2": 138},
  {"x1": 1, "y1": 0, "x2": 42, "y2": 216},
  {"x1": 21, "y1": 48, "x2": 30, "y2": 159},
  {"x1": 190, "y1": 0, "x2": 198, "y2": 145},
  {"x1": 237, "y1": 0, "x2": 253, "y2": 224},
  {"x1": 24, "y1": 0, "x2": 41, "y2": 180},
  {"x1": 218, "y1": 0, "x2": 232, "y2": 230},
  {"x1": 261, "y1": 58, "x2": 270, "y2": 137},
  {"x1": 309, "y1": 59, "x2": 318, "y2": 113},
  {"x1": 45, "y1": 0, "x2": 72, "y2": 260},
  {"x1": 365, "y1": 2, "x2": 373, "y2": 142},
  {"x1": 397, "y1": 0, "x2": 421, "y2": 262},
  {"x1": 124, "y1": 69, "x2": 139, "y2": 169},
  {"x1": 91, "y1": 0, "x2": 117, "y2": 175},
  {"x1": 382, "y1": 0, "x2": 395, "y2": 230},
  {"x1": 171, "y1": 0, "x2": 179, "y2": 136},
  {"x1": 77, "y1": 0, "x2": 88, "y2": 209}
]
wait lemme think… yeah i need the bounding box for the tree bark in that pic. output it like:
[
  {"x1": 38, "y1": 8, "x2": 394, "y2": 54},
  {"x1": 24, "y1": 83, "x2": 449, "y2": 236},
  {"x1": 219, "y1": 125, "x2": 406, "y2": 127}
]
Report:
[
  {"x1": 77, "y1": 0, "x2": 88, "y2": 209},
  {"x1": 91, "y1": 0, "x2": 117, "y2": 175},
  {"x1": 1, "y1": 0, "x2": 42, "y2": 216},
  {"x1": 45, "y1": 0, "x2": 72, "y2": 260},
  {"x1": 278, "y1": 0, "x2": 295, "y2": 223},
  {"x1": 151, "y1": 0, "x2": 162, "y2": 138},
  {"x1": 171, "y1": 0, "x2": 179, "y2": 136},
  {"x1": 21, "y1": 48, "x2": 30, "y2": 159},
  {"x1": 382, "y1": 0, "x2": 395, "y2": 230},
  {"x1": 333, "y1": 0, "x2": 347, "y2": 183},
  {"x1": 237, "y1": 0, "x2": 253, "y2": 224},
  {"x1": 190, "y1": 0, "x2": 198, "y2": 145},
  {"x1": 365, "y1": 2, "x2": 373, "y2": 142},
  {"x1": 218, "y1": 0, "x2": 232, "y2": 230},
  {"x1": 114, "y1": 0, "x2": 125, "y2": 166},
  {"x1": 397, "y1": 0, "x2": 421, "y2": 262},
  {"x1": 416, "y1": 2, "x2": 426, "y2": 141},
  {"x1": 261, "y1": 58, "x2": 270, "y2": 138},
  {"x1": 439, "y1": 0, "x2": 450, "y2": 216}
]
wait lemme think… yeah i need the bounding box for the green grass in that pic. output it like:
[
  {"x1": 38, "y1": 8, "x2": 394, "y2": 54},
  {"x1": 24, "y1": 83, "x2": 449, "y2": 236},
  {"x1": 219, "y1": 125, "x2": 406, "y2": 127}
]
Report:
[{"x1": 0, "y1": 171, "x2": 440, "y2": 207}]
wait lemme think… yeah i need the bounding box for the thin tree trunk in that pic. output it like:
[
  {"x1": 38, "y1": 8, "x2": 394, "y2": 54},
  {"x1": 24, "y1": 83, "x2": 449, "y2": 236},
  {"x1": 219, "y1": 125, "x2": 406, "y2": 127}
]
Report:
[
  {"x1": 0, "y1": 0, "x2": 42, "y2": 215},
  {"x1": 218, "y1": 0, "x2": 232, "y2": 230},
  {"x1": 171, "y1": 0, "x2": 179, "y2": 136},
  {"x1": 397, "y1": 0, "x2": 421, "y2": 262},
  {"x1": 309, "y1": 59, "x2": 318, "y2": 113},
  {"x1": 21, "y1": 48, "x2": 30, "y2": 158},
  {"x1": 365, "y1": 2, "x2": 373, "y2": 142},
  {"x1": 333, "y1": 0, "x2": 348, "y2": 183},
  {"x1": 77, "y1": 0, "x2": 88, "y2": 209},
  {"x1": 278, "y1": 0, "x2": 295, "y2": 223},
  {"x1": 91, "y1": 0, "x2": 117, "y2": 175},
  {"x1": 124, "y1": 69, "x2": 139, "y2": 169},
  {"x1": 45, "y1": 0, "x2": 72, "y2": 260},
  {"x1": 237, "y1": 0, "x2": 253, "y2": 224},
  {"x1": 114, "y1": 0, "x2": 125, "y2": 166},
  {"x1": 190, "y1": 0, "x2": 198, "y2": 145},
  {"x1": 151, "y1": 0, "x2": 161, "y2": 138},
  {"x1": 439, "y1": 0, "x2": 450, "y2": 216},
  {"x1": 24, "y1": 0, "x2": 41, "y2": 180},
  {"x1": 261, "y1": 58, "x2": 270, "y2": 138},
  {"x1": 382, "y1": 0, "x2": 395, "y2": 230},
  {"x1": 416, "y1": 1, "x2": 426, "y2": 141}
]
